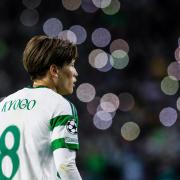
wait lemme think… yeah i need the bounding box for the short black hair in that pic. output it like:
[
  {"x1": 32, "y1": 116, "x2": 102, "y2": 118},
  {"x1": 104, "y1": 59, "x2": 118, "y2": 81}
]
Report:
[{"x1": 23, "y1": 35, "x2": 78, "y2": 81}]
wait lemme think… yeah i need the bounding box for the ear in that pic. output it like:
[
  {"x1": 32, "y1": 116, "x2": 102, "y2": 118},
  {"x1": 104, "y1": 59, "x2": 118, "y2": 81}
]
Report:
[{"x1": 49, "y1": 64, "x2": 60, "y2": 78}]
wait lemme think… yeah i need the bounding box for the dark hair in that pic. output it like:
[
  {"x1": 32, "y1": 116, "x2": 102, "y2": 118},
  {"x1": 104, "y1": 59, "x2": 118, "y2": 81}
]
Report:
[{"x1": 23, "y1": 35, "x2": 78, "y2": 81}]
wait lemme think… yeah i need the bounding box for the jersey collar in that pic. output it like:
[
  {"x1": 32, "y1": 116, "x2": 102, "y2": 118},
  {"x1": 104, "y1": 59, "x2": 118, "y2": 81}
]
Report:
[{"x1": 26, "y1": 85, "x2": 50, "y2": 89}]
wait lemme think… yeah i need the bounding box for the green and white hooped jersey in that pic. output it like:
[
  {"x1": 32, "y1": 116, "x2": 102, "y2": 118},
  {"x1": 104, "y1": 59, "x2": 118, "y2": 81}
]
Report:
[{"x1": 0, "y1": 85, "x2": 79, "y2": 180}]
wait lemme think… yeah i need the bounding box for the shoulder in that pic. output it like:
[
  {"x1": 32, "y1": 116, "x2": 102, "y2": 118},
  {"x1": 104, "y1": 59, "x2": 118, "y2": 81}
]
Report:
[
  {"x1": 47, "y1": 91, "x2": 75, "y2": 116},
  {"x1": 0, "y1": 88, "x2": 24, "y2": 102}
]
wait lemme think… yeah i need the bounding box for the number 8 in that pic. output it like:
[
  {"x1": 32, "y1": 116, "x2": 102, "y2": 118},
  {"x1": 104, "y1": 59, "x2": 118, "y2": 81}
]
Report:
[{"x1": 0, "y1": 125, "x2": 20, "y2": 179}]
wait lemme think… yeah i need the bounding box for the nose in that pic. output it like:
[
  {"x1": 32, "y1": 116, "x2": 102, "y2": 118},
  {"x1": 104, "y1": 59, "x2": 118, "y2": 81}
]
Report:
[
  {"x1": 72, "y1": 68, "x2": 78, "y2": 83},
  {"x1": 74, "y1": 68, "x2": 78, "y2": 77}
]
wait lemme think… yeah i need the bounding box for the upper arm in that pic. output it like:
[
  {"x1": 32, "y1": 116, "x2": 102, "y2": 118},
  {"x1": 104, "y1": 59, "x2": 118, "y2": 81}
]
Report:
[{"x1": 49, "y1": 101, "x2": 79, "y2": 152}]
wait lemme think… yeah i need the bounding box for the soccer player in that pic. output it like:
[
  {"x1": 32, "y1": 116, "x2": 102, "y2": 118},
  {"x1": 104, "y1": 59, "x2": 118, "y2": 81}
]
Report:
[{"x1": 0, "y1": 35, "x2": 82, "y2": 180}]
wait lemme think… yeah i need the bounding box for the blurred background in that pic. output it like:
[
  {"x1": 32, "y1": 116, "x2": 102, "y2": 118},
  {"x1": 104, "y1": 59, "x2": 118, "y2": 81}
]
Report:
[{"x1": 0, "y1": 0, "x2": 180, "y2": 179}]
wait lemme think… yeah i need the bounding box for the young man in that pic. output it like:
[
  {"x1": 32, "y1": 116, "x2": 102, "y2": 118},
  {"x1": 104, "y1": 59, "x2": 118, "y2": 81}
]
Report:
[{"x1": 0, "y1": 35, "x2": 82, "y2": 180}]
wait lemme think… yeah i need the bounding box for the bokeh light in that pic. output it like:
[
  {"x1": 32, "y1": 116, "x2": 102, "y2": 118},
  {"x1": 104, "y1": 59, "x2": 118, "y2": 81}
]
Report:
[
  {"x1": 92, "y1": 0, "x2": 111, "y2": 8},
  {"x1": 93, "y1": 110, "x2": 113, "y2": 130},
  {"x1": 58, "y1": 30, "x2": 77, "y2": 44},
  {"x1": 43, "y1": 18, "x2": 63, "y2": 38},
  {"x1": 89, "y1": 50, "x2": 112, "y2": 72},
  {"x1": 159, "y1": 107, "x2": 177, "y2": 127},
  {"x1": 100, "y1": 93, "x2": 119, "y2": 112},
  {"x1": 160, "y1": 76, "x2": 179, "y2": 95},
  {"x1": 91, "y1": 28, "x2": 111, "y2": 47},
  {"x1": 98, "y1": 54, "x2": 113, "y2": 72},
  {"x1": 22, "y1": 0, "x2": 42, "y2": 9},
  {"x1": 81, "y1": 0, "x2": 98, "y2": 13},
  {"x1": 87, "y1": 97, "x2": 100, "y2": 115},
  {"x1": 102, "y1": 0, "x2": 120, "y2": 15},
  {"x1": 110, "y1": 50, "x2": 129, "y2": 69},
  {"x1": 167, "y1": 61, "x2": 180, "y2": 80},
  {"x1": 176, "y1": 97, "x2": 180, "y2": 111},
  {"x1": 62, "y1": 0, "x2": 81, "y2": 11},
  {"x1": 121, "y1": 122, "x2": 140, "y2": 141},
  {"x1": 70, "y1": 25, "x2": 87, "y2": 45},
  {"x1": 89, "y1": 49, "x2": 105, "y2": 68},
  {"x1": 94, "y1": 51, "x2": 108, "y2": 69},
  {"x1": 20, "y1": 9, "x2": 39, "y2": 27},
  {"x1": 110, "y1": 39, "x2": 129, "y2": 54},
  {"x1": 97, "y1": 104, "x2": 116, "y2": 118},
  {"x1": 175, "y1": 47, "x2": 180, "y2": 63},
  {"x1": 76, "y1": 83, "x2": 96, "y2": 102},
  {"x1": 119, "y1": 92, "x2": 135, "y2": 111}
]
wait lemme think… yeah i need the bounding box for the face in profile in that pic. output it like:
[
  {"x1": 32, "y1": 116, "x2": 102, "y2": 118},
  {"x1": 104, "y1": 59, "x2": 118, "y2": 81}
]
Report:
[{"x1": 56, "y1": 60, "x2": 78, "y2": 95}]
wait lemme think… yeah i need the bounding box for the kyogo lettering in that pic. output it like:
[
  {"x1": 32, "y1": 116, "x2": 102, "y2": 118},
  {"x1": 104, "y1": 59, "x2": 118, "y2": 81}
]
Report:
[{"x1": 1, "y1": 99, "x2": 36, "y2": 112}]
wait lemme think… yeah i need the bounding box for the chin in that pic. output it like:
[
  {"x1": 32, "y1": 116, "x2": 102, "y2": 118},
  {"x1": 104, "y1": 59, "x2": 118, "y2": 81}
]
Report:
[
  {"x1": 64, "y1": 88, "x2": 74, "y2": 95},
  {"x1": 57, "y1": 86, "x2": 73, "y2": 95},
  {"x1": 69, "y1": 88, "x2": 74, "y2": 94}
]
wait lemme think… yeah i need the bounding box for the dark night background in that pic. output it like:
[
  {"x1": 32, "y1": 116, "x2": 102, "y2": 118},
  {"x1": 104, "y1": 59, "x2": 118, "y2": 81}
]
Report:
[{"x1": 0, "y1": 0, "x2": 180, "y2": 179}]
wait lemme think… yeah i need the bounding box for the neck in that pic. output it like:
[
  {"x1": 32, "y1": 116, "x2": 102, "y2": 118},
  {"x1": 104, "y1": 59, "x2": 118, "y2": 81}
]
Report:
[{"x1": 33, "y1": 79, "x2": 57, "y2": 93}]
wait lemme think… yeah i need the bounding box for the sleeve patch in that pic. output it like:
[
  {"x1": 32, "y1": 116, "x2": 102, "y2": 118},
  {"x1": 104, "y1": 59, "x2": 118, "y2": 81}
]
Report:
[{"x1": 66, "y1": 119, "x2": 78, "y2": 135}]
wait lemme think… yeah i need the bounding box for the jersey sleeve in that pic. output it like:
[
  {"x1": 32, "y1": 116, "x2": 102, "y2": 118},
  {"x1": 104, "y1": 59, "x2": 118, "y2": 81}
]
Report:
[{"x1": 49, "y1": 101, "x2": 79, "y2": 152}]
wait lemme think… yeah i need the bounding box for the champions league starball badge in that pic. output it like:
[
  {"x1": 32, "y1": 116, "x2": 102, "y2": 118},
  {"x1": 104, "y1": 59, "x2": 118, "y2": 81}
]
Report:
[{"x1": 66, "y1": 120, "x2": 78, "y2": 134}]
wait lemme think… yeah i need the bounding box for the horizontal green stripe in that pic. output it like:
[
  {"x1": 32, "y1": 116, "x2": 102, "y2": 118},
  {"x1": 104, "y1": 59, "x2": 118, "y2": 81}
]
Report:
[
  {"x1": 49, "y1": 115, "x2": 74, "y2": 131},
  {"x1": 51, "y1": 138, "x2": 79, "y2": 151}
]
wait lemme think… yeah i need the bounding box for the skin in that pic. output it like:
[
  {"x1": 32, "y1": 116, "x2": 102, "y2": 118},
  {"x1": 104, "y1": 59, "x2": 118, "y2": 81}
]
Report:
[{"x1": 33, "y1": 59, "x2": 78, "y2": 95}]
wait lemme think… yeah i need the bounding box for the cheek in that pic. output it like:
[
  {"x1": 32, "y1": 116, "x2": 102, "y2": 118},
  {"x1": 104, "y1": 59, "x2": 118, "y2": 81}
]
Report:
[
  {"x1": 59, "y1": 72, "x2": 73, "y2": 88},
  {"x1": 63, "y1": 70, "x2": 74, "y2": 80}
]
